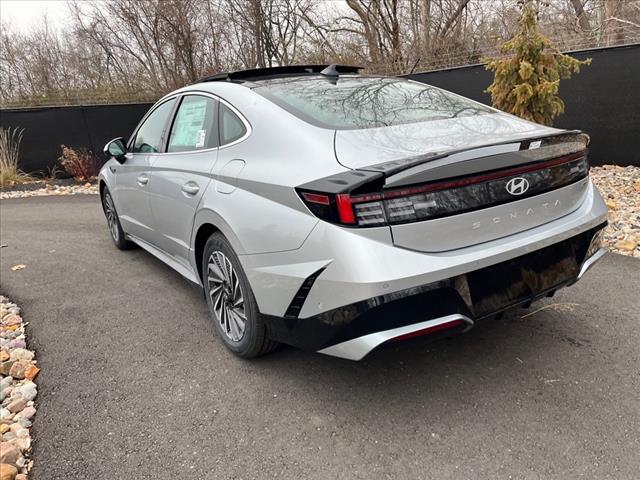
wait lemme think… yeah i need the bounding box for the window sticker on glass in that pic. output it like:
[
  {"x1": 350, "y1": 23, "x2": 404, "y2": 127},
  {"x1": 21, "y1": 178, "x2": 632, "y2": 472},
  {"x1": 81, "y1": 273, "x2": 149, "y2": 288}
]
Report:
[
  {"x1": 172, "y1": 98, "x2": 207, "y2": 147},
  {"x1": 195, "y1": 129, "x2": 207, "y2": 148},
  {"x1": 529, "y1": 140, "x2": 542, "y2": 149}
]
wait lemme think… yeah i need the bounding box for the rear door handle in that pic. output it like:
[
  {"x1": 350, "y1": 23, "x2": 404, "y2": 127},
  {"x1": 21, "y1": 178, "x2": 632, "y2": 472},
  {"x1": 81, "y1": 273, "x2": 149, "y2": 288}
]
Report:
[
  {"x1": 137, "y1": 174, "x2": 149, "y2": 186},
  {"x1": 181, "y1": 182, "x2": 200, "y2": 195}
]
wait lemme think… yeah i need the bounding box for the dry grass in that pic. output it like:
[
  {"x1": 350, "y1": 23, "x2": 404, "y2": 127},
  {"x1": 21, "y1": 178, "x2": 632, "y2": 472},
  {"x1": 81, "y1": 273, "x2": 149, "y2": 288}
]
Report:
[
  {"x1": 58, "y1": 145, "x2": 101, "y2": 181},
  {"x1": 0, "y1": 127, "x2": 33, "y2": 186}
]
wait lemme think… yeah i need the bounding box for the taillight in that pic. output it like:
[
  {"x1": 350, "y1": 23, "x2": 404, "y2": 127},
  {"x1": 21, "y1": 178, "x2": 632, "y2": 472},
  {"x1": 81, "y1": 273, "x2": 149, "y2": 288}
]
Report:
[{"x1": 297, "y1": 146, "x2": 589, "y2": 228}]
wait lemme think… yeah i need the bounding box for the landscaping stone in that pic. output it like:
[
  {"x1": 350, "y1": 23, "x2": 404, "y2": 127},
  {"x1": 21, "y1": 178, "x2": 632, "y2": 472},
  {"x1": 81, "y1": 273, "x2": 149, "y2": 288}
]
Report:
[
  {"x1": 16, "y1": 408, "x2": 34, "y2": 422},
  {"x1": 0, "y1": 463, "x2": 18, "y2": 480},
  {"x1": 16, "y1": 384, "x2": 35, "y2": 403},
  {"x1": 0, "y1": 442, "x2": 20, "y2": 466},
  {"x1": 22, "y1": 367, "x2": 38, "y2": 382},
  {"x1": 0, "y1": 363, "x2": 13, "y2": 377},
  {"x1": 0, "y1": 297, "x2": 37, "y2": 477},
  {"x1": 1, "y1": 317, "x2": 20, "y2": 328},
  {"x1": 0, "y1": 179, "x2": 98, "y2": 199},
  {"x1": 590, "y1": 165, "x2": 640, "y2": 258},
  {"x1": 7, "y1": 351, "x2": 32, "y2": 363},
  {"x1": 7, "y1": 363, "x2": 29, "y2": 381},
  {"x1": 5, "y1": 341, "x2": 25, "y2": 350},
  {"x1": 5, "y1": 400, "x2": 25, "y2": 415}
]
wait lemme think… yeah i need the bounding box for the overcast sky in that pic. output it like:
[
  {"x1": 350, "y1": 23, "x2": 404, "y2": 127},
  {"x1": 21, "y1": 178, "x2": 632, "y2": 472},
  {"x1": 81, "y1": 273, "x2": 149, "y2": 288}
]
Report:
[{"x1": 0, "y1": 0, "x2": 69, "y2": 31}]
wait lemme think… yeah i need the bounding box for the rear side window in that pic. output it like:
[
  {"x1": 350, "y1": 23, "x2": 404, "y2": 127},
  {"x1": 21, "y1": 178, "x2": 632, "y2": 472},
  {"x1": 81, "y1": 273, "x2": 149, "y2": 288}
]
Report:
[
  {"x1": 219, "y1": 103, "x2": 247, "y2": 145},
  {"x1": 132, "y1": 98, "x2": 176, "y2": 153},
  {"x1": 254, "y1": 77, "x2": 493, "y2": 130},
  {"x1": 167, "y1": 95, "x2": 219, "y2": 153}
]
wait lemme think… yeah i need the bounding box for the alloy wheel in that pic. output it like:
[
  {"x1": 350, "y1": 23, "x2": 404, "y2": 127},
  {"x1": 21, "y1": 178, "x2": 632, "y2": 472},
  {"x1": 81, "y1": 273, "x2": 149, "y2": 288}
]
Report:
[
  {"x1": 103, "y1": 192, "x2": 119, "y2": 242},
  {"x1": 207, "y1": 251, "x2": 246, "y2": 342}
]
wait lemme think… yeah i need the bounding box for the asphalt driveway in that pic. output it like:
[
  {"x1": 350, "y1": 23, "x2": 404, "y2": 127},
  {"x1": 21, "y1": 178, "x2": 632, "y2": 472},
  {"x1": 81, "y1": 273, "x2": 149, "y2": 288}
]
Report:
[{"x1": 1, "y1": 195, "x2": 639, "y2": 480}]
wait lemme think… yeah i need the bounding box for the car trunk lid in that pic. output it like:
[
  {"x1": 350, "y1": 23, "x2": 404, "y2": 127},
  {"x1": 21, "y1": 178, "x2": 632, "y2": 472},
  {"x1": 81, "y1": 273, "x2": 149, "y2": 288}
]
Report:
[{"x1": 331, "y1": 119, "x2": 590, "y2": 252}]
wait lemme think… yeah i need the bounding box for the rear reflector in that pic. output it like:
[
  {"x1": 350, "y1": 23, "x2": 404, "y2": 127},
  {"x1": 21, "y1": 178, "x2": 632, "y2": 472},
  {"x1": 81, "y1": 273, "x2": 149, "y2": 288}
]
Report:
[
  {"x1": 302, "y1": 192, "x2": 330, "y2": 205},
  {"x1": 390, "y1": 319, "x2": 465, "y2": 342}
]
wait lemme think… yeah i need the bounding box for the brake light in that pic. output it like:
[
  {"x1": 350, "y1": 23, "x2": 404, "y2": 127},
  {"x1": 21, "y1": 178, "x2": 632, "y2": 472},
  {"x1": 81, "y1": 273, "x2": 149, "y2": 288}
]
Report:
[{"x1": 335, "y1": 194, "x2": 356, "y2": 224}]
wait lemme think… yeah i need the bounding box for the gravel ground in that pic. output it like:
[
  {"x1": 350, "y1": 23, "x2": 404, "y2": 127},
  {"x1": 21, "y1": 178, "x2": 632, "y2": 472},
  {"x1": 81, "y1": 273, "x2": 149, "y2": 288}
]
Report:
[
  {"x1": 590, "y1": 165, "x2": 640, "y2": 257},
  {"x1": 0, "y1": 296, "x2": 39, "y2": 480}
]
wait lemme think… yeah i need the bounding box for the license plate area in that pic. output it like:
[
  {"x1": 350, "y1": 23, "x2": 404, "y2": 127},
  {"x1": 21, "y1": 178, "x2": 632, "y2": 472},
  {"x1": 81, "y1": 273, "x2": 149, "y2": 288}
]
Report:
[{"x1": 466, "y1": 241, "x2": 579, "y2": 318}]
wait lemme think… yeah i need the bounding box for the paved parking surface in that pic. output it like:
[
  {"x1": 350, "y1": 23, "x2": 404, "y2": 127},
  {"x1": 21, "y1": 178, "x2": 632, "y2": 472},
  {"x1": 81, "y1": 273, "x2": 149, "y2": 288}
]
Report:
[{"x1": 1, "y1": 195, "x2": 639, "y2": 480}]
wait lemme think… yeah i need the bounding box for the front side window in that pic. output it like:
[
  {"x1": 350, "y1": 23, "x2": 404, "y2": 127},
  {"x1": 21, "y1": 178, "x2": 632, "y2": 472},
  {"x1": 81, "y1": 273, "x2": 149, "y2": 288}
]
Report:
[
  {"x1": 132, "y1": 98, "x2": 176, "y2": 153},
  {"x1": 220, "y1": 103, "x2": 247, "y2": 145},
  {"x1": 254, "y1": 77, "x2": 493, "y2": 130},
  {"x1": 167, "y1": 95, "x2": 219, "y2": 153}
]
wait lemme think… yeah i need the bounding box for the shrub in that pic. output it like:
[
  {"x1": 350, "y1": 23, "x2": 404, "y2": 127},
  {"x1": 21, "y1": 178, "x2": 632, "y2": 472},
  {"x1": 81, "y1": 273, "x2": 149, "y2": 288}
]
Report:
[
  {"x1": 58, "y1": 145, "x2": 101, "y2": 180},
  {"x1": 0, "y1": 127, "x2": 32, "y2": 186},
  {"x1": 484, "y1": 1, "x2": 590, "y2": 126}
]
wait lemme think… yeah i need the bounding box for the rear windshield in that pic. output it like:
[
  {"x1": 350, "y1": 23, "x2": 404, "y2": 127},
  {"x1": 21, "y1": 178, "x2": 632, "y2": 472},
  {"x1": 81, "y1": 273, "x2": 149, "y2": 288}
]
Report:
[{"x1": 254, "y1": 76, "x2": 493, "y2": 130}]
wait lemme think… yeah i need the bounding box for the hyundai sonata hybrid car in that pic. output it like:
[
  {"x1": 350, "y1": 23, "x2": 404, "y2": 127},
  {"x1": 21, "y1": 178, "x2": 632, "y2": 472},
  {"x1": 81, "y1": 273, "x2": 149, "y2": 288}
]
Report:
[{"x1": 100, "y1": 64, "x2": 608, "y2": 360}]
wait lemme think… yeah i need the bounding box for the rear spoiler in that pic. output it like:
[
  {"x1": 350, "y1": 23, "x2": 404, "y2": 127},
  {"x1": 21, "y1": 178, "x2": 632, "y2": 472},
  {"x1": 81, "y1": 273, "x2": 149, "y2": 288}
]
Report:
[
  {"x1": 300, "y1": 130, "x2": 588, "y2": 195},
  {"x1": 359, "y1": 130, "x2": 586, "y2": 179}
]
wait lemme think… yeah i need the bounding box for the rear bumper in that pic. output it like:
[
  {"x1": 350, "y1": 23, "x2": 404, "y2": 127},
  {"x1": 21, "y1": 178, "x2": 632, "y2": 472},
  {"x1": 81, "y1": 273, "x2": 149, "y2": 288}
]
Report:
[
  {"x1": 262, "y1": 222, "x2": 607, "y2": 359},
  {"x1": 243, "y1": 180, "x2": 607, "y2": 316}
]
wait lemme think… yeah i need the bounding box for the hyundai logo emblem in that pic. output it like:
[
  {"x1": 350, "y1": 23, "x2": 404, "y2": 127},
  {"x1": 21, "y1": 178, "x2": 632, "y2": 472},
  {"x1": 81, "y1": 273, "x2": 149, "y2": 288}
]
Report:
[{"x1": 506, "y1": 177, "x2": 530, "y2": 195}]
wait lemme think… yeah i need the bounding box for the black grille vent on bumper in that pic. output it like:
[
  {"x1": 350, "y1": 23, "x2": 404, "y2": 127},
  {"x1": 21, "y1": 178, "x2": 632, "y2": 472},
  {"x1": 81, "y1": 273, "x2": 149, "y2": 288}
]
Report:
[{"x1": 284, "y1": 267, "x2": 326, "y2": 318}]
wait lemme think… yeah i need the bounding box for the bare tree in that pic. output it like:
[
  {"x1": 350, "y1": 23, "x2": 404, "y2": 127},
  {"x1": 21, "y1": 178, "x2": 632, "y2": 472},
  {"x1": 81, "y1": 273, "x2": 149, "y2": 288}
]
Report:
[{"x1": 1, "y1": 0, "x2": 639, "y2": 107}]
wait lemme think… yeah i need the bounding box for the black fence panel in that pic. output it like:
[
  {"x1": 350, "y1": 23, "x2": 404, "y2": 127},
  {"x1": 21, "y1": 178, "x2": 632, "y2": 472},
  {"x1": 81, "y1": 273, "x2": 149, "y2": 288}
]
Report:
[
  {"x1": 0, "y1": 103, "x2": 152, "y2": 174},
  {"x1": 0, "y1": 43, "x2": 638, "y2": 173},
  {"x1": 406, "y1": 43, "x2": 640, "y2": 167}
]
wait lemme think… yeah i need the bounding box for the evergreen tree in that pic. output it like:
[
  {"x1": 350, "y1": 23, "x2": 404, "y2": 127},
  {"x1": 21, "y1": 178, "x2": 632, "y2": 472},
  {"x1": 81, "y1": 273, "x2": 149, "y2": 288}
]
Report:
[{"x1": 485, "y1": 1, "x2": 590, "y2": 126}]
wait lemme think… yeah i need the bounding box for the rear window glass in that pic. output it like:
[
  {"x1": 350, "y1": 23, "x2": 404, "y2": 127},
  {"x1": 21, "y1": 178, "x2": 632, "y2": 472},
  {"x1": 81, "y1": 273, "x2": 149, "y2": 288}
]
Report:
[
  {"x1": 220, "y1": 103, "x2": 247, "y2": 145},
  {"x1": 254, "y1": 77, "x2": 493, "y2": 130}
]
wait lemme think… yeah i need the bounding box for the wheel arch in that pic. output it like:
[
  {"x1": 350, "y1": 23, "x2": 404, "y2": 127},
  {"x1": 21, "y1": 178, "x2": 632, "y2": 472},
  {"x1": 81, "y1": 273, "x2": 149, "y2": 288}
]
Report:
[{"x1": 192, "y1": 209, "x2": 246, "y2": 284}]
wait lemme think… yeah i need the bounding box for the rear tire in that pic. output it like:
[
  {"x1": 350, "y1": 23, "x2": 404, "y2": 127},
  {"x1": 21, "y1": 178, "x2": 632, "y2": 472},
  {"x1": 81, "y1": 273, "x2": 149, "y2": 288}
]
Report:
[
  {"x1": 101, "y1": 188, "x2": 134, "y2": 250},
  {"x1": 202, "y1": 232, "x2": 278, "y2": 358}
]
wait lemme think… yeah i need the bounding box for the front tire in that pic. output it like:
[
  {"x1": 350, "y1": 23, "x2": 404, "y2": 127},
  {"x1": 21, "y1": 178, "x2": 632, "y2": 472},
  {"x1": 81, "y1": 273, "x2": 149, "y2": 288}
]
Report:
[
  {"x1": 202, "y1": 233, "x2": 278, "y2": 358},
  {"x1": 101, "y1": 188, "x2": 133, "y2": 250}
]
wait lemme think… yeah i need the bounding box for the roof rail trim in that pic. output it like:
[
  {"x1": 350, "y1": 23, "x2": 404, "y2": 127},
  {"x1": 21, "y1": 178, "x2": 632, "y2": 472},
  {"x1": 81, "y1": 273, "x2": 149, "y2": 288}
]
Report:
[{"x1": 196, "y1": 64, "x2": 363, "y2": 83}]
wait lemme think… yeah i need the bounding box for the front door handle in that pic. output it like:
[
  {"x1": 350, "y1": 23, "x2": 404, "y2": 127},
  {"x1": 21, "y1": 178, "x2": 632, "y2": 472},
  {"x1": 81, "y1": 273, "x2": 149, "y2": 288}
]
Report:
[
  {"x1": 137, "y1": 174, "x2": 149, "y2": 186},
  {"x1": 181, "y1": 182, "x2": 200, "y2": 195}
]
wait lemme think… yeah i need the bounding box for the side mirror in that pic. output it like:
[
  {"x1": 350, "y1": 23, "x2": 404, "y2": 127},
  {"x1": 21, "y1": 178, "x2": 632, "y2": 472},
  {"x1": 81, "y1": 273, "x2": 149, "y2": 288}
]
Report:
[{"x1": 104, "y1": 137, "x2": 127, "y2": 164}]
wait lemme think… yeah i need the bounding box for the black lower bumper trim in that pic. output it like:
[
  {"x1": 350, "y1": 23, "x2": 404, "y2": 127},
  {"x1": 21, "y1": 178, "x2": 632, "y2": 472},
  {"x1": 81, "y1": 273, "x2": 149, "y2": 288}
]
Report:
[{"x1": 262, "y1": 222, "x2": 607, "y2": 352}]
